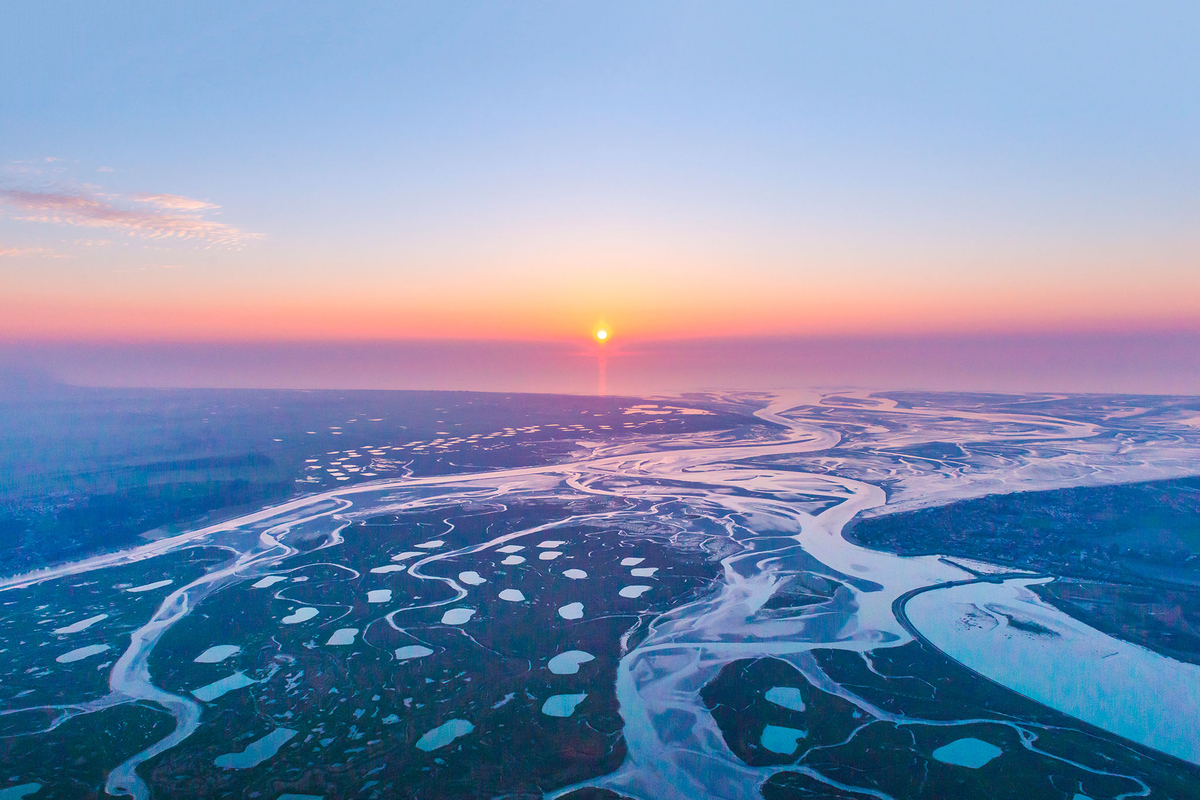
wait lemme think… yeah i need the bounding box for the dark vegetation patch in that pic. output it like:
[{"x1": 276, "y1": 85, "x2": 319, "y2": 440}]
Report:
[
  {"x1": 559, "y1": 790, "x2": 635, "y2": 800},
  {"x1": 994, "y1": 611, "x2": 1059, "y2": 637},
  {"x1": 0, "y1": 703, "x2": 174, "y2": 800},
  {"x1": 1034, "y1": 579, "x2": 1200, "y2": 665},
  {"x1": 753, "y1": 642, "x2": 1200, "y2": 800},
  {"x1": 700, "y1": 656, "x2": 862, "y2": 767},
  {"x1": 847, "y1": 477, "x2": 1200, "y2": 661},
  {"x1": 767, "y1": 721, "x2": 1155, "y2": 800},
  {"x1": 847, "y1": 477, "x2": 1200, "y2": 581},
  {"x1": 759, "y1": 573, "x2": 840, "y2": 611}
]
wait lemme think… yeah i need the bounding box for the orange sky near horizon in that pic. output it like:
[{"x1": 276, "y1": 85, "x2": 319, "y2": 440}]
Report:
[
  {"x1": 3, "y1": 199, "x2": 1198, "y2": 343},
  {"x1": 3, "y1": 266, "x2": 1198, "y2": 343}
]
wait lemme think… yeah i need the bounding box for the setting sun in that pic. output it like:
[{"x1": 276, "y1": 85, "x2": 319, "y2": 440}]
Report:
[{"x1": 595, "y1": 329, "x2": 608, "y2": 342}]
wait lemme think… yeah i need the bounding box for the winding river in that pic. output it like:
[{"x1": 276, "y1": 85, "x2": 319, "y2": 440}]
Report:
[{"x1": 3, "y1": 390, "x2": 1200, "y2": 798}]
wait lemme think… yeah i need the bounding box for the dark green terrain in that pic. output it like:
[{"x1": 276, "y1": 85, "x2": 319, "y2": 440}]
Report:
[{"x1": 848, "y1": 477, "x2": 1200, "y2": 663}]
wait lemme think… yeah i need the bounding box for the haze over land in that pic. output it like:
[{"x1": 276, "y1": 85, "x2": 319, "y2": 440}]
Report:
[{"x1": 4, "y1": 332, "x2": 1200, "y2": 397}]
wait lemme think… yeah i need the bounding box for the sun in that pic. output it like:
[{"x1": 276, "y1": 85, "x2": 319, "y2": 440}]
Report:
[{"x1": 595, "y1": 329, "x2": 608, "y2": 342}]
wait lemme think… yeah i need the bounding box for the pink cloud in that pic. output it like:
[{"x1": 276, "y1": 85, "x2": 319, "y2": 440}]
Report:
[
  {"x1": 130, "y1": 193, "x2": 219, "y2": 211},
  {"x1": 0, "y1": 187, "x2": 259, "y2": 247},
  {"x1": 0, "y1": 246, "x2": 66, "y2": 258}
]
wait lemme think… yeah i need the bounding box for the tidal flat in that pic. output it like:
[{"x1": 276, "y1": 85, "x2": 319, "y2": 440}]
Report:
[{"x1": 2, "y1": 390, "x2": 1200, "y2": 798}]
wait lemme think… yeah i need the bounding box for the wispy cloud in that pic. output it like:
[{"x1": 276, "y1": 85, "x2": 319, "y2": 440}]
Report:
[
  {"x1": 130, "y1": 193, "x2": 219, "y2": 211},
  {"x1": 0, "y1": 186, "x2": 259, "y2": 247},
  {"x1": 0, "y1": 246, "x2": 67, "y2": 258}
]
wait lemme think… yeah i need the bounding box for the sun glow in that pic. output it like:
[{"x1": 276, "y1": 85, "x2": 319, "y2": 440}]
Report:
[{"x1": 595, "y1": 329, "x2": 608, "y2": 342}]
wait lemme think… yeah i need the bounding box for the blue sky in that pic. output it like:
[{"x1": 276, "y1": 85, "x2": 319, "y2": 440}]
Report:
[{"x1": 1, "y1": 2, "x2": 1198, "y2": 340}]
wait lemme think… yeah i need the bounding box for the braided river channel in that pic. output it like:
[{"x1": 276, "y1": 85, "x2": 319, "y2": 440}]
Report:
[{"x1": 4, "y1": 391, "x2": 1200, "y2": 799}]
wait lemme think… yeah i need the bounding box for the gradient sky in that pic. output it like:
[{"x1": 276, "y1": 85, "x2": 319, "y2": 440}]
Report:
[{"x1": 2, "y1": 2, "x2": 1198, "y2": 343}]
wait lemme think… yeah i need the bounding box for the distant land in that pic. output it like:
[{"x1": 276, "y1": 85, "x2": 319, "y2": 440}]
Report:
[{"x1": 0, "y1": 385, "x2": 754, "y2": 573}]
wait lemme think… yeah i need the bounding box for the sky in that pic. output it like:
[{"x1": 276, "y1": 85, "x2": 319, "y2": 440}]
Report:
[{"x1": 1, "y1": 3, "x2": 1198, "y2": 391}]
